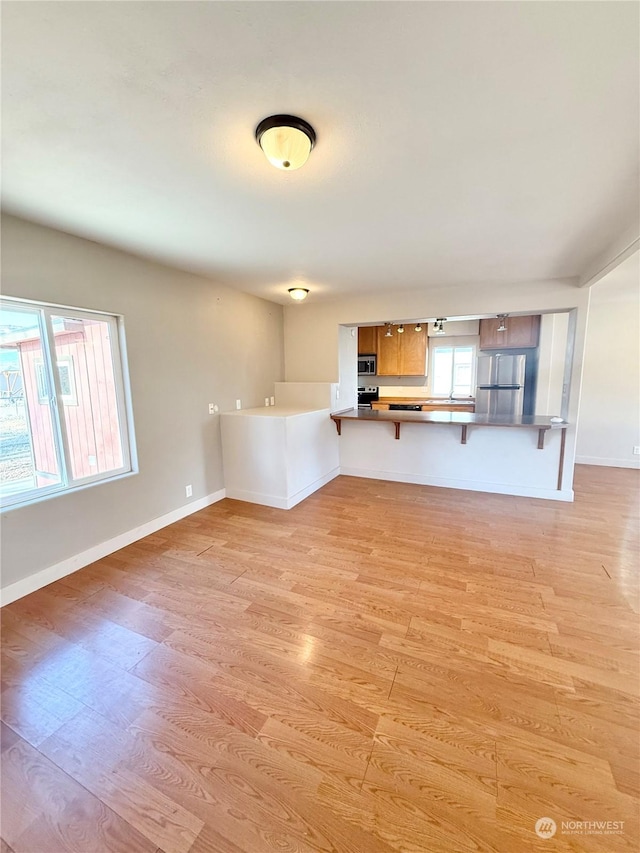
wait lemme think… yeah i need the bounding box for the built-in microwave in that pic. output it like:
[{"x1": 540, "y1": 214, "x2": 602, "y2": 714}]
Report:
[{"x1": 358, "y1": 355, "x2": 377, "y2": 375}]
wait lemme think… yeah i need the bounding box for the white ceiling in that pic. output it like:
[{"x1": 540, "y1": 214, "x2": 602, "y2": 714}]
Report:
[{"x1": 2, "y1": 2, "x2": 638, "y2": 304}]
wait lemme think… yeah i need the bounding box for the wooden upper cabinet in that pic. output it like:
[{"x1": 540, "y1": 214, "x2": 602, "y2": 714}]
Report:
[
  {"x1": 479, "y1": 315, "x2": 541, "y2": 350},
  {"x1": 399, "y1": 326, "x2": 428, "y2": 374},
  {"x1": 357, "y1": 326, "x2": 378, "y2": 355},
  {"x1": 376, "y1": 327, "x2": 399, "y2": 374},
  {"x1": 376, "y1": 326, "x2": 428, "y2": 375}
]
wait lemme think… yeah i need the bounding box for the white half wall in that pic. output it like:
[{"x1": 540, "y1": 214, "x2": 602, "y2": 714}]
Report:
[
  {"x1": 221, "y1": 407, "x2": 339, "y2": 509},
  {"x1": 576, "y1": 252, "x2": 640, "y2": 468},
  {"x1": 338, "y1": 420, "x2": 571, "y2": 501}
]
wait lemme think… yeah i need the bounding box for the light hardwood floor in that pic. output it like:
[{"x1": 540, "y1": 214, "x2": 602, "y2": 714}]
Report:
[{"x1": 1, "y1": 465, "x2": 638, "y2": 853}]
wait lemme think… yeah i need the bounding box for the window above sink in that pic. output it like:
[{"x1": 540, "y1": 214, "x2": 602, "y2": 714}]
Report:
[{"x1": 431, "y1": 345, "x2": 476, "y2": 397}]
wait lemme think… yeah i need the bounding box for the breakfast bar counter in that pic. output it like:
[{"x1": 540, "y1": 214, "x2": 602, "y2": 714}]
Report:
[
  {"x1": 331, "y1": 407, "x2": 567, "y2": 445},
  {"x1": 331, "y1": 408, "x2": 570, "y2": 493}
]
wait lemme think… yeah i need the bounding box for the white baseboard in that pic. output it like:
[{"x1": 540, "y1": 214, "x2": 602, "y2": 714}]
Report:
[
  {"x1": 226, "y1": 467, "x2": 340, "y2": 510},
  {"x1": 287, "y1": 467, "x2": 340, "y2": 508},
  {"x1": 575, "y1": 456, "x2": 640, "y2": 470},
  {"x1": 340, "y1": 467, "x2": 574, "y2": 502},
  {"x1": 224, "y1": 487, "x2": 289, "y2": 509},
  {"x1": 0, "y1": 489, "x2": 226, "y2": 607}
]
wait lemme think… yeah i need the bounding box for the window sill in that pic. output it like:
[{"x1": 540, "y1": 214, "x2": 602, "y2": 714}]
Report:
[{"x1": 0, "y1": 468, "x2": 138, "y2": 514}]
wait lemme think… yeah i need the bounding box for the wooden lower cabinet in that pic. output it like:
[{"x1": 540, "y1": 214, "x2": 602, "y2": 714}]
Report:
[
  {"x1": 422, "y1": 404, "x2": 475, "y2": 413},
  {"x1": 372, "y1": 402, "x2": 475, "y2": 413}
]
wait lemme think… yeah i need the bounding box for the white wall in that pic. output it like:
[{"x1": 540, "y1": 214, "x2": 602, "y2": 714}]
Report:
[
  {"x1": 535, "y1": 313, "x2": 570, "y2": 416},
  {"x1": 576, "y1": 252, "x2": 640, "y2": 468},
  {"x1": 427, "y1": 319, "x2": 479, "y2": 337},
  {"x1": 338, "y1": 325, "x2": 358, "y2": 411},
  {"x1": 1, "y1": 214, "x2": 284, "y2": 590}
]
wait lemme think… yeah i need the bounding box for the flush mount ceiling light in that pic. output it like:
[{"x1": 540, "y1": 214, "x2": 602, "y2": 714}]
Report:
[
  {"x1": 288, "y1": 287, "x2": 309, "y2": 301},
  {"x1": 255, "y1": 115, "x2": 316, "y2": 170},
  {"x1": 497, "y1": 314, "x2": 508, "y2": 332},
  {"x1": 385, "y1": 323, "x2": 393, "y2": 337}
]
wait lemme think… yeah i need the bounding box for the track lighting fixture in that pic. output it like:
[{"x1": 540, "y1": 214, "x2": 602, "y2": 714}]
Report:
[
  {"x1": 497, "y1": 314, "x2": 508, "y2": 332},
  {"x1": 414, "y1": 323, "x2": 422, "y2": 332},
  {"x1": 397, "y1": 324, "x2": 404, "y2": 334},
  {"x1": 434, "y1": 319, "x2": 446, "y2": 335},
  {"x1": 384, "y1": 323, "x2": 393, "y2": 337}
]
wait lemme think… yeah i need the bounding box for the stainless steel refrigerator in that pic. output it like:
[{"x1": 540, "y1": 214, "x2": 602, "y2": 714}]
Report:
[{"x1": 475, "y1": 354, "x2": 526, "y2": 417}]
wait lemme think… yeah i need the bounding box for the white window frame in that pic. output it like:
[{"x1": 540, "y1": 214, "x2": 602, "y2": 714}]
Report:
[
  {"x1": 0, "y1": 297, "x2": 136, "y2": 510},
  {"x1": 430, "y1": 343, "x2": 477, "y2": 397}
]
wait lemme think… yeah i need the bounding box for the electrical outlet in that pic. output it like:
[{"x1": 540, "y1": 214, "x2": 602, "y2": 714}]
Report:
[
  {"x1": 213, "y1": 404, "x2": 219, "y2": 413},
  {"x1": 270, "y1": 396, "x2": 275, "y2": 406},
  {"x1": 265, "y1": 397, "x2": 270, "y2": 406},
  {"x1": 633, "y1": 446, "x2": 640, "y2": 455},
  {"x1": 208, "y1": 403, "x2": 215, "y2": 414},
  {"x1": 236, "y1": 399, "x2": 241, "y2": 410},
  {"x1": 185, "y1": 484, "x2": 193, "y2": 498}
]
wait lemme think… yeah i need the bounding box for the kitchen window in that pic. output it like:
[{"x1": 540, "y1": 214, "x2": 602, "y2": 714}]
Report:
[
  {"x1": 431, "y1": 345, "x2": 476, "y2": 396},
  {"x1": 0, "y1": 297, "x2": 135, "y2": 509}
]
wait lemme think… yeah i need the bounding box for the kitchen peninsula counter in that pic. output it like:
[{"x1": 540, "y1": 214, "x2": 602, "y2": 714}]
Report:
[
  {"x1": 332, "y1": 407, "x2": 567, "y2": 432},
  {"x1": 331, "y1": 408, "x2": 570, "y2": 496}
]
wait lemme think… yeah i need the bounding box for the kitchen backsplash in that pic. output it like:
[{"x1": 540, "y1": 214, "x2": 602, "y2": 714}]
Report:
[{"x1": 377, "y1": 384, "x2": 430, "y2": 397}]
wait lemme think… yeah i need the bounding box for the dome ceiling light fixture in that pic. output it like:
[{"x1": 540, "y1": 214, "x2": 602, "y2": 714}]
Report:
[
  {"x1": 288, "y1": 287, "x2": 309, "y2": 302},
  {"x1": 255, "y1": 115, "x2": 316, "y2": 171}
]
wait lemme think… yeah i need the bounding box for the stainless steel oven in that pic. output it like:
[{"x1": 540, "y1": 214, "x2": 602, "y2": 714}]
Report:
[
  {"x1": 358, "y1": 355, "x2": 376, "y2": 376},
  {"x1": 357, "y1": 386, "x2": 379, "y2": 409}
]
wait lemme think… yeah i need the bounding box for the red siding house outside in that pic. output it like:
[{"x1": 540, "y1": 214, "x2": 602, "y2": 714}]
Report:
[{"x1": 17, "y1": 318, "x2": 123, "y2": 486}]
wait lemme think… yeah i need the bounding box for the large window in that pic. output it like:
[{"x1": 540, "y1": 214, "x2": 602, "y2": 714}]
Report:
[
  {"x1": 0, "y1": 298, "x2": 135, "y2": 509},
  {"x1": 431, "y1": 345, "x2": 476, "y2": 397}
]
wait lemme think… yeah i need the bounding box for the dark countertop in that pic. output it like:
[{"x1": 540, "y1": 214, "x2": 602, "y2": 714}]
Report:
[{"x1": 332, "y1": 408, "x2": 569, "y2": 429}]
